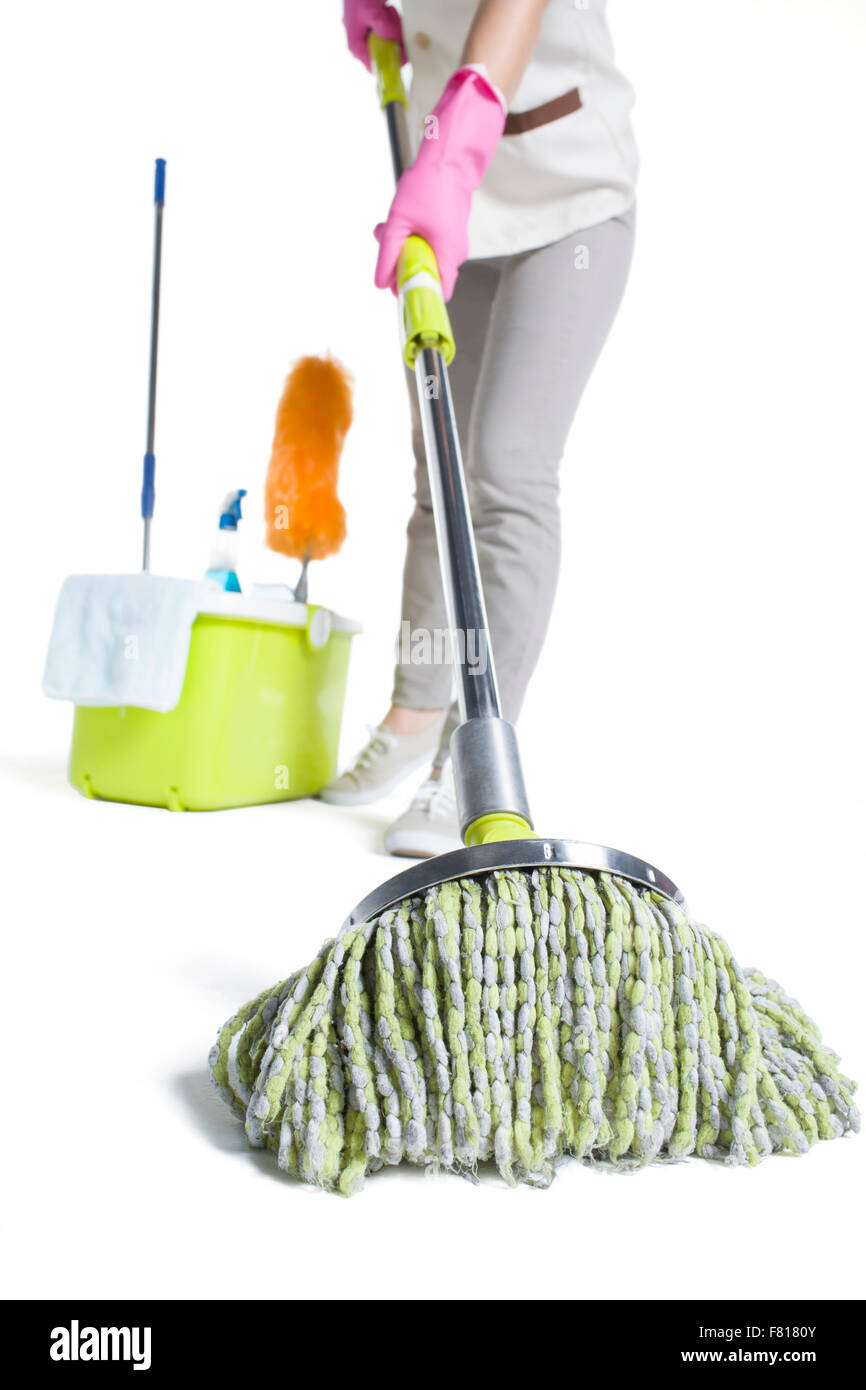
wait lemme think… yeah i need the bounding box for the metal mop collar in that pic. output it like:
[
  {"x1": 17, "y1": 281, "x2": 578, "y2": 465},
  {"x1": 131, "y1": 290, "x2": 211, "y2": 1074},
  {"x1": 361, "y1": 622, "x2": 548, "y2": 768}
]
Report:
[{"x1": 209, "y1": 38, "x2": 858, "y2": 1192}]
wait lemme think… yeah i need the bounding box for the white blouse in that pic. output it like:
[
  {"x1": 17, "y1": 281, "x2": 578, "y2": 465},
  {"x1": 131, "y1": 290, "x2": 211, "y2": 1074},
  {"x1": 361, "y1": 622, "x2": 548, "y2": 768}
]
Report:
[{"x1": 400, "y1": 0, "x2": 639, "y2": 257}]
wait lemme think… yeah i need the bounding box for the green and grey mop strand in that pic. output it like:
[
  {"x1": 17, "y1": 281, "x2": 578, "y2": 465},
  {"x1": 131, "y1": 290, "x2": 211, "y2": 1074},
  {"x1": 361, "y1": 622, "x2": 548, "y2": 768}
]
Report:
[
  {"x1": 209, "y1": 39, "x2": 858, "y2": 1192},
  {"x1": 140, "y1": 158, "x2": 166, "y2": 572}
]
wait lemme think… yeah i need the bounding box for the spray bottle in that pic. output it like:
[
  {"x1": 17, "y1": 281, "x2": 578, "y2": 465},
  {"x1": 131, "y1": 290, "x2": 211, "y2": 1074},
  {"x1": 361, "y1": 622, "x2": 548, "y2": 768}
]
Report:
[{"x1": 205, "y1": 489, "x2": 246, "y2": 592}]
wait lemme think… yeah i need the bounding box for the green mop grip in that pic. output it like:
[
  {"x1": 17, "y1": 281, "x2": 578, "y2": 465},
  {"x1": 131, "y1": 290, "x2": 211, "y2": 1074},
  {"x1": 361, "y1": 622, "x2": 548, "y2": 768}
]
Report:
[
  {"x1": 367, "y1": 33, "x2": 407, "y2": 109},
  {"x1": 396, "y1": 236, "x2": 456, "y2": 367}
]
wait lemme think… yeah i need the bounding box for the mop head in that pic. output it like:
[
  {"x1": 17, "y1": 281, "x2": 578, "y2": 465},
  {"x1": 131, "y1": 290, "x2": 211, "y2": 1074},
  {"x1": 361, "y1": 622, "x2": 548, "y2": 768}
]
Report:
[
  {"x1": 209, "y1": 869, "x2": 858, "y2": 1194},
  {"x1": 265, "y1": 354, "x2": 353, "y2": 561}
]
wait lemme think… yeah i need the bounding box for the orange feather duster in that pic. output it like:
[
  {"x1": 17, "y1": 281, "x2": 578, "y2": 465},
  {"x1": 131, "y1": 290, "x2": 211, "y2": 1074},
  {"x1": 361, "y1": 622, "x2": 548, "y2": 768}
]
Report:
[{"x1": 265, "y1": 355, "x2": 353, "y2": 562}]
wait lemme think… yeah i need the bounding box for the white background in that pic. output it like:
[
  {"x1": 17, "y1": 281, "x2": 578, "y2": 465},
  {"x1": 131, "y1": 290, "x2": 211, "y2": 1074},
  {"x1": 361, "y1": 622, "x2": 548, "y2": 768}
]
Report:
[{"x1": 1, "y1": 0, "x2": 864, "y2": 1302}]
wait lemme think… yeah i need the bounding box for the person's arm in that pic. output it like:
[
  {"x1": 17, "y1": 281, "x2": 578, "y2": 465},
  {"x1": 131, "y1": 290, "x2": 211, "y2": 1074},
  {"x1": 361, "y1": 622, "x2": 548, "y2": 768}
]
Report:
[
  {"x1": 373, "y1": 1, "x2": 551, "y2": 297},
  {"x1": 461, "y1": 0, "x2": 550, "y2": 106}
]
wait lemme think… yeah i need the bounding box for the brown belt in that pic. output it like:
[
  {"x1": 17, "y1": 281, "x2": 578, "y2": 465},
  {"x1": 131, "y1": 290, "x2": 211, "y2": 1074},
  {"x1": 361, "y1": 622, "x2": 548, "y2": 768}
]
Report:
[{"x1": 503, "y1": 87, "x2": 583, "y2": 136}]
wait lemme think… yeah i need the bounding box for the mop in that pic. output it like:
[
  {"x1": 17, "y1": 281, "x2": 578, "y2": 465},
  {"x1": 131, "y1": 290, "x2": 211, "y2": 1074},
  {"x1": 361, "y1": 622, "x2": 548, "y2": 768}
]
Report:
[
  {"x1": 209, "y1": 38, "x2": 858, "y2": 1192},
  {"x1": 264, "y1": 355, "x2": 353, "y2": 602}
]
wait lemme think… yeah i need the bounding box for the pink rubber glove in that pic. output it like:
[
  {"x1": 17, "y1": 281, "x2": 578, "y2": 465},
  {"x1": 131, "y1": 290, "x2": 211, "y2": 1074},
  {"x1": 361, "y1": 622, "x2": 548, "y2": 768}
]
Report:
[
  {"x1": 343, "y1": 1, "x2": 406, "y2": 71},
  {"x1": 374, "y1": 67, "x2": 506, "y2": 301}
]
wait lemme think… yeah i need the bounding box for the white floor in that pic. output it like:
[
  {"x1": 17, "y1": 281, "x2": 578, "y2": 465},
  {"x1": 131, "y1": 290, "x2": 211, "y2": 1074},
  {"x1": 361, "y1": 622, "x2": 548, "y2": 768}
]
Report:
[{"x1": 2, "y1": 730, "x2": 863, "y2": 1303}]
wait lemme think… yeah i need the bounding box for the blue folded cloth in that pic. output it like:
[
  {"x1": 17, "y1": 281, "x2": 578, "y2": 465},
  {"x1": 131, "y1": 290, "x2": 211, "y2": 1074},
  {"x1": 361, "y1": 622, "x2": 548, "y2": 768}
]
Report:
[{"x1": 43, "y1": 574, "x2": 208, "y2": 712}]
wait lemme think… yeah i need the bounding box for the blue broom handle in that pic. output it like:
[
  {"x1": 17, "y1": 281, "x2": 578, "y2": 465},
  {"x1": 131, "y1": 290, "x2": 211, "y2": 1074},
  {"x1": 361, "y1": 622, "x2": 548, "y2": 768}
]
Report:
[{"x1": 141, "y1": 157, "x2": 166, "y2": 571}]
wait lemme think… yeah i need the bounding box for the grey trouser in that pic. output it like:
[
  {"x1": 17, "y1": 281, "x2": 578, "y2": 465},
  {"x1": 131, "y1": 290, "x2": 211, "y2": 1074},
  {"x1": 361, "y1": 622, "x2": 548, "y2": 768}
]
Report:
[{"x1": 392, "y1": 206, "x2": 637, "y2": 764}]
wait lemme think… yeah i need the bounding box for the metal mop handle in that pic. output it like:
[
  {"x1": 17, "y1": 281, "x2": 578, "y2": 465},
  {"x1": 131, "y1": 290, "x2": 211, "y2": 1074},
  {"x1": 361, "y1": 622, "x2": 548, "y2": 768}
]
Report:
[
  {"x1": 369, "y1": 37, "x2": 533, "y2": 844},
  {"x1": 141, "y1": 158, "x2": 166, "y2": 572}
]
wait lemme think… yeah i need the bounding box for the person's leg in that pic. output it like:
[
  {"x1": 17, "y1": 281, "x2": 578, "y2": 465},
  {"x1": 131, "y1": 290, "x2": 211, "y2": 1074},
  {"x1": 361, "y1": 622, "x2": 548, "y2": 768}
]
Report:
[
  {"x1": 388, "y1": 256, "x2": 502, "y2": 729},
  {"x1": 433, "y1": 207, "x2": 637, "y2": 763}
]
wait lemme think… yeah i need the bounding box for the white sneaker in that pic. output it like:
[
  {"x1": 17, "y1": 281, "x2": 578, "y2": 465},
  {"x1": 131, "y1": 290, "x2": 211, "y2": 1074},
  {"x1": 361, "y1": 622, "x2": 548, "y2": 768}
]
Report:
[
  {"x1": 319, "y1": 721, "x2": 442, "y2": 806},
  {"x1": 384, "y1": 763, "x2": 463, "y2": 859}
]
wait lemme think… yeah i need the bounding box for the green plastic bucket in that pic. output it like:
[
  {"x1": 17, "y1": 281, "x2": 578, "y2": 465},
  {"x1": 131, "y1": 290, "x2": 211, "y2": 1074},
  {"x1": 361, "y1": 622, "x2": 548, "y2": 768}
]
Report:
[{"x1": 68, "y1": 594, "x2": 359, "y2": 811}]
